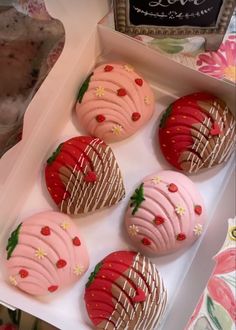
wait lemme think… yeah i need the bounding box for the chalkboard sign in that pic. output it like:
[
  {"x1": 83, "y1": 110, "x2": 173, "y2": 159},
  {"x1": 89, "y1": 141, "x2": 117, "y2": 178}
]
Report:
[{"x1": 114, "y1": 0, "x2": 236, "y2": 50}]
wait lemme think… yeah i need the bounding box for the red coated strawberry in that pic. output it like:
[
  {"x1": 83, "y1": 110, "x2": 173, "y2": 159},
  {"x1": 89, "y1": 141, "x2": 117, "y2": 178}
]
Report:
[
  {"x1": 132, "y1": 112, "x2": 141, "y2": 122},
  {"x1": 96, "y1": 114, "x2": 106, "y2": 123},
  {"x1": 177, "y1": 233, "x2": 186, "y2": 241},
  {"x1": 168, "y1": 183, "x2": 178, "y2": 193},
  {"x1": 56, "y1": 259, "x2": 67, "y2": 269},
  {"x1": 41, "y1": 226, "x2": 51, "y2": 236},
  {"x1": 45, "y1": 136, "x2": 125, "y2": 215},
  {"x1": 117, "y1": 88, "x2": 127, "y2": 97},
  {"x1": 158, "y1": 92, "x2": 234, "y2": 173},
  {"x1": 104, "y1": 65, "x2": 114, "y2": 72},
  {"x1": 84, "y1": 171, "x2": 97, "y2": 183},
  {"x1": 135, "y1": 78, "x2": 143, "y2": 86},
  {"x1": 85, "y1": 251, "x2": 166, "y2": 329},
  {"x1": 19, "y1": 269, "x2": 29, "y2": 278},
  {"x1": 154, "y1": 216, "x2": 165, "y2": 225},
  {"x1": 48, "y1": 285, "x2": 58, "y2": 292},
  {"x1": 194, "y1": 205, "x2": 202, "y2": 215},
  {"x1": 73, "y1": 236, "x2": 81, "y2": 246},
  {"x1": 142, "y1": 237, "x2": 151, "y2": 246},
  {"x1": 132, "y1": 287, "x2": 146, "y2": 303}
]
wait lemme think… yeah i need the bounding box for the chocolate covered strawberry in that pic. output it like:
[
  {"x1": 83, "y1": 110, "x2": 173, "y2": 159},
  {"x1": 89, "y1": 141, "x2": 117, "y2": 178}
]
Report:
[
  {"x1": 84, "y1": 251, "x2": 167, "y2": 330},
  {"x1": 45, "y1": 136, "x2": 125, "y2": 215},
  {"x1": 6, "y1": 212, "x2": 89, "y2": 296},
  {"x1": 158, "y1": 92, "x2": 235, "y2": 173}
]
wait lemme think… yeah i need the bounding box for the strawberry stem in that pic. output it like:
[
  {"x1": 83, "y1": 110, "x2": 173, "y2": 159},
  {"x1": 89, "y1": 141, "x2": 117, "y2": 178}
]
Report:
[
  {"x1": 160, "y1": 105, "x2": 173, "y2": 128},
  {"x1": 86, "y1": 262, "x2": 102, "y2": 288},
  {"x1": 130, "y1": 183, "x2": 145, "y2": 215},
  {"x1": 77, "y1": 73, "x2": 93, "y2": 104},
  {"x1": 47, "y1": 143, "x2": 63, "y2": 164}
]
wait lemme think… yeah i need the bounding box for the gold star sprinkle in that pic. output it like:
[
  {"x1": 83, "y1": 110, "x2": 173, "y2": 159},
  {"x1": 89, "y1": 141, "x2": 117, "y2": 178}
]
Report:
[
  {"x1": 175, "y1": 205, "x2": 186, "y2": 216},
  {"x1": 60, "y1": 222, "x2": 70, "y2": 230},
  {"x1": 111, "y1": 125, "x2": 123, "y2": 135},
  {"x1": 144, "y1": 96, "x2": 151, "y2": 105},
  {"x1": 73, "y1": 264, "x2": 84, "y2": 276},
  {"x1": 193, "y1": 224, "x2": 203, "y2": 236},
  {"x1": 9, "y1": 276, "x2": 17, "y2": 286},
  {"x1": 123, "y1": 64, "x2": 134, "y2": 72},
  {"x1": 128, "y1": 224, "x2": 139, "y2": 237},
  {"x1": 95, "y1": 86, "x2": 105, "y2": 97},
  {"x1": 152, "y1": 176, "x2": 162, "y2": 185},
  {"x1": 35, "y1": 248, "x2": 47, "y2": 260}
]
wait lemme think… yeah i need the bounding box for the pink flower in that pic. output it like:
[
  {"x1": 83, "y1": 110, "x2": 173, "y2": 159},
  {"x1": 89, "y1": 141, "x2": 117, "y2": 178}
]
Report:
[
  {"x1": 207, "y1": 276, "x2": 236, "y2": 321},
  {"x1": 213, "y1": 248, "x2": 236, "y2": 275},
  {"x1": 196, "y1": 35, "x2": 236, "y2": 83}
]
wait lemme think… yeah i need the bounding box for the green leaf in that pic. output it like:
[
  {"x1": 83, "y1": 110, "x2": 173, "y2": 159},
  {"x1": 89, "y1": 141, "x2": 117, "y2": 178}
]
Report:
[
  {"x1": 150, "y1": 38, "x2": 185, "y2": 54},
  {"x1": 207, "y1": 295, "x2": 223, "y2": 330},
  {"x1": 213, "y1": 302, "x2": 233, "y2": 330},
  {"x1": 130, "y1": 183, "x2": 145, "y2": 215},
  {"x1": 47, "y1": 143, "x2": 63, "y2": 165},
  {"x1": 159, "y1": 105, "x2": 173, "y2": 128},
  {"x1": 77, "y1": 72, "x2": 93, "y2": 103},
  {"x1": 6, "y1": 223, "x2": 22, "y2": 260},
  {"x1": 86, "y1": 262, "x2": 102, "y2": 288}
]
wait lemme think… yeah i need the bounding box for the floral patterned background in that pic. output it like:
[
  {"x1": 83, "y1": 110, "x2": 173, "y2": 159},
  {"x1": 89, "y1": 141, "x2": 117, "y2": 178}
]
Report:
[
  {"x1": 102, "y1": 8, "x2": 236, "y2": 84},
  {"x1": 186, "y1": 217, "x2": 236, "y2": 330}
]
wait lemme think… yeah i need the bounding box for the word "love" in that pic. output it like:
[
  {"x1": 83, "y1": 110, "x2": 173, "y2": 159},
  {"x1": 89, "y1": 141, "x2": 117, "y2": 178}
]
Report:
[{"x1": 149, "y1": 0, "x2": 207, "y2": 7}]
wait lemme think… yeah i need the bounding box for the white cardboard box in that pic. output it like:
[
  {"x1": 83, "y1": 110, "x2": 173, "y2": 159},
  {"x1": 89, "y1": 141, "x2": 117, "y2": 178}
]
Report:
[{"x1": 0, "y1": 1, "x2": 235, "y2": 329}]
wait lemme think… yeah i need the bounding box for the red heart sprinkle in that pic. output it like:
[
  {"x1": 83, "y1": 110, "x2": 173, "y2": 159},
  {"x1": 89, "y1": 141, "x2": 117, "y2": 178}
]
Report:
[
  {"x1": 96, "y1": 114, "x2": 106, "y2": 123},
  {"x1": 135, "y1": 78, "x2": 143, "y2": 86},
  {"x1": 177, "y1": 233, "x2": 186, "y2": 241},
  {"x1": 154, "y1": 216, "x2": 165, "y2": 225},
  {"x1": 104, "y1": 65, "x2": 114, "y2": 72},
  {"x1": 84, "y1": 171, "x2": 97, "y2": 183},
  {"x1": 48, "y1": 285, "x2": 58, "y2": 292},
  {"x1": 142, "y1": 238, "x2": 151, "y2": 246},
  {"x1": 41, "y1": 226, "x2": 51, "y2": 236},
  {"x1": 132, "y1": 287, "x2": 146, "y2": 303},
  {"x1": 168, "y1": 183, "x2": 178, "y2": 193},
  {"x1": 210, "y1": 122, "x2": 222, "y2": 136},
  {"x1": 132, "y1": 112, "x2": 141, "y2": 121},
  {"x1": 73, "y1": 236, "x2": 81, "y2": 246},
  {"x1": 117, "y1": 88, "x2": 127, "y2": 96},
  {"x1": 56, "y1": 259, "x2": 67, "y2": 269},
  {"x1": 194, "y1": 205, "x2": 202, "y2": 215},
  {"x1": 19, "y1": 269, "x2": 29, "y2": 278}
]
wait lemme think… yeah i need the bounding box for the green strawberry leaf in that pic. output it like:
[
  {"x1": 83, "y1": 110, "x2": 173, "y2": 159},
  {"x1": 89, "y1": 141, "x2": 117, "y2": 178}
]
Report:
[
  {"x1": 207, "y1": 295, "x2": 223, "y2": 330},
  {"x1": 47, "y1": 143, "x2": 63, "y2": 165},
  {"x1": 159, "y1": 105, "x2": 173, "y2": 128},
  {"x1": 130, "y1": 183, "x2": 145, "y2": 215},
  {"x1": 77, "y1": 72, "x2": 93, "y2": 103},
  {"x1": 86, "y1": 262, "x2": 102, "y2": 288},
  {"x1": 6, "y1": 223, "x2": 22, "y2": 260}
]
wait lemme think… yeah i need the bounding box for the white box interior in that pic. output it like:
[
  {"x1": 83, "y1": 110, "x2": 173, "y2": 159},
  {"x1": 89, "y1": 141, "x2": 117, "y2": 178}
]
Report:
[{"x1": 0, "y1": 18, "x2": 235, "y2": 330}]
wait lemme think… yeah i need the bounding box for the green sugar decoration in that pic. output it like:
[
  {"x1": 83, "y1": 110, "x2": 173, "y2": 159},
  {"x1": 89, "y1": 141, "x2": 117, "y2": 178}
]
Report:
[
  {"x1": 6, "y1": 223, "x2": 22, "y2": 260},
  {"x1": 130, "y1": 183, "x2": 145, "y2": 215}
]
